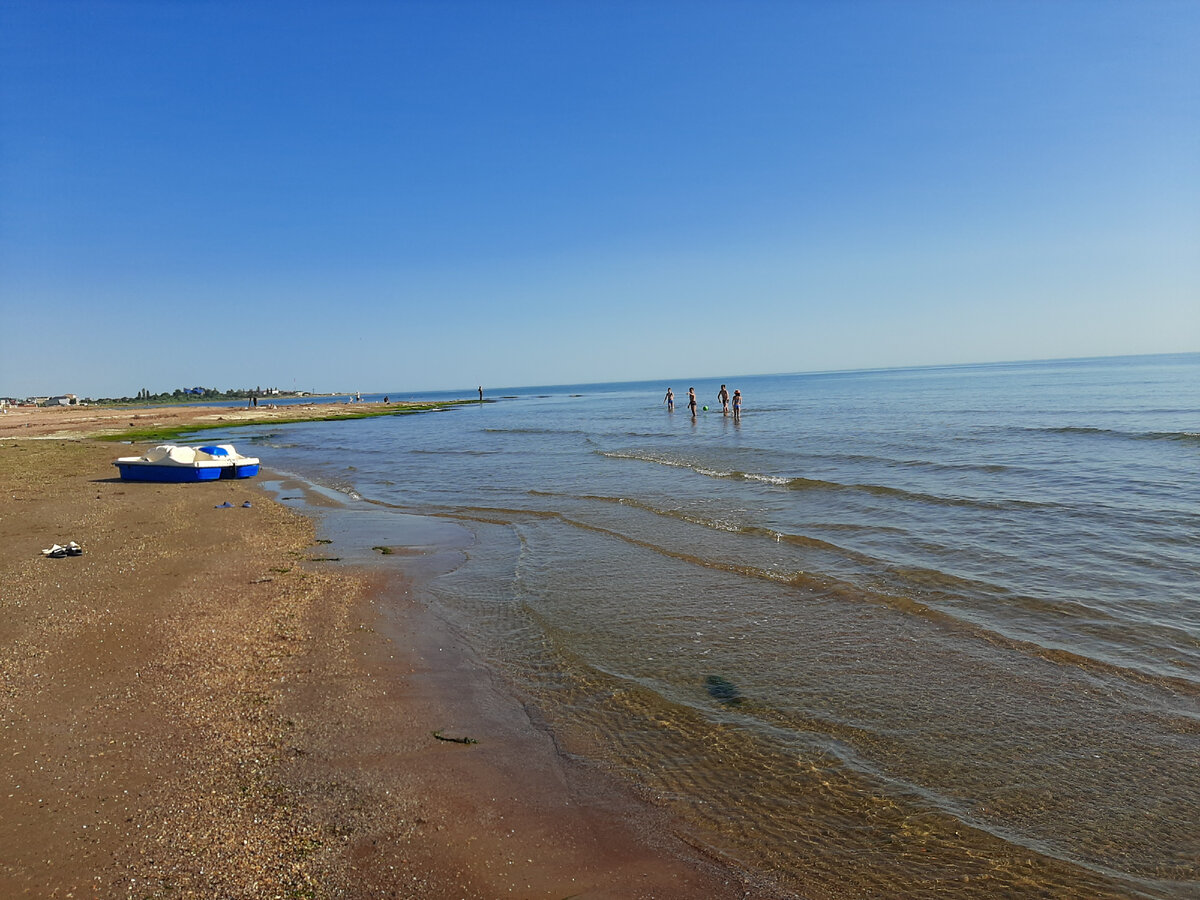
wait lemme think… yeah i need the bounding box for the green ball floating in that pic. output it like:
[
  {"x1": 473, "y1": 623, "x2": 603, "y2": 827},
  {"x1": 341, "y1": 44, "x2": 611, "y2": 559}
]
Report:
[{"x1": 703, "y1": 406, "x2": 708, "y2": 410}]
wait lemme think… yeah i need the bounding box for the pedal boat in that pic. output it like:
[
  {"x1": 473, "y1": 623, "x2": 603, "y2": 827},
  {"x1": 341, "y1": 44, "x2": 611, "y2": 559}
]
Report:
[{"x1": 114, "y1": 443, "x2": 260, "y2": 482}]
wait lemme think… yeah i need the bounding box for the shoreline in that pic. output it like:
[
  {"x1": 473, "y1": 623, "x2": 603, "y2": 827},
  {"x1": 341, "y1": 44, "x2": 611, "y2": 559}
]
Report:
[{"x1": 0, "y1": 421, "x2": 752, "y2": 896}]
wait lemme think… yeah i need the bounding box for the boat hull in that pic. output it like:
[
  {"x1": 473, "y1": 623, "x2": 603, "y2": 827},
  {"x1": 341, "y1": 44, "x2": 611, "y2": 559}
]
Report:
[
  {"x1": 199, "y1": 444, "x2": 260, "y2": 479},
  {"x1": 113, "y1": 443, "x2": 260, "y2": 482},
  {"x1": 220, "y1": 463, "x2": 261, "y2": 479},
  {"x1": 115, "y1": 462, "x2": 223, "y2": 482}
]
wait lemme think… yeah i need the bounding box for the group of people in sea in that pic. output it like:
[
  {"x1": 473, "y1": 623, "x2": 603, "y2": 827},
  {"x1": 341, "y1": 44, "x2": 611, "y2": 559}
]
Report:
[{"x1": 663, "y1": 384, "x2": 741, "y2": 421}]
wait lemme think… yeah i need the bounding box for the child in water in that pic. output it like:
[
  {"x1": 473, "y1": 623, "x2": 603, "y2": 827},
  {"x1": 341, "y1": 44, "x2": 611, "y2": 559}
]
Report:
[{"x1": 732, "y1": 389, "x2": 741, "y2": 421}]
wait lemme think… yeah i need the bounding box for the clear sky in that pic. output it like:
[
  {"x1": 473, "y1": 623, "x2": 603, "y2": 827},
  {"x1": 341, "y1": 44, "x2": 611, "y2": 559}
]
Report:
[{"x1": 2, "y1": 1, "x2": 1197, "y2": 398}]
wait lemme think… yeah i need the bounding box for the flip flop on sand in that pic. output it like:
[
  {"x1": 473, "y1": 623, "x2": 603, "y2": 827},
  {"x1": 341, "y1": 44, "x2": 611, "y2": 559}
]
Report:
[
  {"x1": 66, "y1": 541, "x2": 82, "y2": 556},
  {"x1": 42, "y1": 544, "x2": 67, "y2": 558},
  {"x1": 242, "y1": 501, "x2": 252, "y2": 508},
  {"x1": 215, "y1": 501, "x2": 234, "y2": 508}
]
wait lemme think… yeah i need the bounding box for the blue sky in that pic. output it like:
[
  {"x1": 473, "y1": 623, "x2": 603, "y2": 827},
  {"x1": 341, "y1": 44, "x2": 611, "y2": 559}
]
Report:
[{"x1": 2, "y1": 1, "x2": 1197, "y2": 398}]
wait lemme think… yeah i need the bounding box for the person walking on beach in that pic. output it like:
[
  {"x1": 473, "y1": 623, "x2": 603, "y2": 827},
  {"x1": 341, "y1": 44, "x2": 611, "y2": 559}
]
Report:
[
  {"x1": 478, "y1": 386, "x2": 484, "y2": 401},
  {"x1": 687, "y1": 387, "x2": 698, "y2": 418},
  {"x1": 664, "y1": 387, "x2": 674, "y2": 411},
  {"x1": 717, "y1": 384, "x2": 730, "y2": 416},
  {"x1": 732, "y1": 389, "x2": 742, "y2": 421}
]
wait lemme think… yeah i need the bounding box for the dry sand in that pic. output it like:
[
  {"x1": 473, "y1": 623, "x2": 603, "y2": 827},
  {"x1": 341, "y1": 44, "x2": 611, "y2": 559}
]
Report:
[{"x1": 0, "y1": 409, "x2": 752, "y2": 898}]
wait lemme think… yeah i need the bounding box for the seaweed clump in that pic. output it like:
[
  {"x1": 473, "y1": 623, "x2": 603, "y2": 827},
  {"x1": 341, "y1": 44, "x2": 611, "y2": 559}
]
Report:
[{"x1": 705, "y1": 675, "x2": 743, "y2": 706}]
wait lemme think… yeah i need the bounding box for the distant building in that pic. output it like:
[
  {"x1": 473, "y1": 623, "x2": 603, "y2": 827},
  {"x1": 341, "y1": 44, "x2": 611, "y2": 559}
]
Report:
[{"x1": 48, "y1": 394, "x2": 79, "y2": 406}]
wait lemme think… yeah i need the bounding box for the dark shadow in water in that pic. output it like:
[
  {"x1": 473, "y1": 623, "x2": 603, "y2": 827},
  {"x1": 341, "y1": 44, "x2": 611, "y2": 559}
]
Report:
[{"x1": 705, "y1": 675, "x2": 743, "y2": 706}]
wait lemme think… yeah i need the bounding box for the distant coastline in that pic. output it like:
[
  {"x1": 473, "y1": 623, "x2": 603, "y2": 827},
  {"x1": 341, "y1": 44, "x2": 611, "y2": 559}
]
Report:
[{"x1": 5, "y1": 350, "x2": 1194, "y2": 413}]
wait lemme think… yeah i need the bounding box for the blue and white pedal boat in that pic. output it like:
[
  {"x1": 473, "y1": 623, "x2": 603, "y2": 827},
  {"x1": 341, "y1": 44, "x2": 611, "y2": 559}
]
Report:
[{"x1": 114, "y1": 443, "x2": 261, "y2": 483}]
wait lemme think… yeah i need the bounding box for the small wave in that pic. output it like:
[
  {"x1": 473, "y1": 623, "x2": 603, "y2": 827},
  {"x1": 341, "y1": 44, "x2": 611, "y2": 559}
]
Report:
[
  {"x1": 1013, "y1": 425, "x2": 1200, "y2": 444},
  {"x1": 896, "y1": 459, "x2": 1014, "y2": 475},
  {"x1": 743, "y1": 472, "x2": 791, "y2": 486},
  {"x1": 327, "y1": 484, "x2": 362, "y2": 500},
  {"x1": 531, "y1": 489, "x2": 881, "y2": 562},
  {"x1": 485, "y1": 427, "x2": 585, "y2": 436},
  {"x1": 767, "y1": 474, "x2": 1047, "y2": 512},
  {"x1": 817, "y1": 451, "x2": 1015, "y2": 476},
  {"x1": 601, "y1": 449, "x2": 737, "y2": 478},
  {"x1": 408, "y1": 448, "x2": 502, "y2": 456},
  {"x1": 807, "y1": 521, "x2": 908, "y2": 535},
  {"x1": 600, "y1": 450, "x2": 1049, "y2": 511},
  {"x1": 784, "y1": 476, "x2": 1053, "y2": 512}
]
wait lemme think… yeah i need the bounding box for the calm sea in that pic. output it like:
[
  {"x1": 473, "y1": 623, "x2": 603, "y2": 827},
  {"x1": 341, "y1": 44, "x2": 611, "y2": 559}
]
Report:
[{"x1": 207, "y1": 353, "x2": 1199, "y2": 898}]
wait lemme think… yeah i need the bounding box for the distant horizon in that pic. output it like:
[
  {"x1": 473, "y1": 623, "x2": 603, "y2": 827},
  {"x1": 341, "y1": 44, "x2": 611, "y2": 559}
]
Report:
[{"x1": 10, "y1": 348, "x2": 1195, "y2": 404}]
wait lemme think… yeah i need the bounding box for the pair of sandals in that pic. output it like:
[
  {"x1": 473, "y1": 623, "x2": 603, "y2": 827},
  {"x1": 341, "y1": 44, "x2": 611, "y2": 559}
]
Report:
[
  {"x1": 215, "y1": 501, "x2": 253, "y2": 509},
  {"x1": 42, "y1": 541, "x2": 82, "y2": 558}
]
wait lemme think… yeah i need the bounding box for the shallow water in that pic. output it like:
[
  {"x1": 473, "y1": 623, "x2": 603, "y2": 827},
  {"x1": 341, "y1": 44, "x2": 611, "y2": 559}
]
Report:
[{"x1": 208, "y1": 354, "x2": 1200, "y2": 897}]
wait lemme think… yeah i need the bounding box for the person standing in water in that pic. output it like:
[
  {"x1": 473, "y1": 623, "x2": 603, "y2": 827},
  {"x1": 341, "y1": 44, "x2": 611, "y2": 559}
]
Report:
[
  {"x1": 478, "y1": 386, "x2": 484, "y2": 401},
  {"x1": 717, "y1": 384, "x2": 730, "y2": 415},
  {"x1": 687, "y1": 387, "x2": 698, "y2": 418},
  {"x1": 664, "y1": 387, "x2": 674, "y2": 411},
  {"x1": 732, "y1": 389, "x2": 742, "y2": 421}
]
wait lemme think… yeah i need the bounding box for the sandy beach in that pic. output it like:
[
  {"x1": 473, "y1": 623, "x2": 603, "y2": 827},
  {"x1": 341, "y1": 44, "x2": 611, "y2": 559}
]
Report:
[{"x1": 0, "y1": 410, "x2": 748, "y2": 898}]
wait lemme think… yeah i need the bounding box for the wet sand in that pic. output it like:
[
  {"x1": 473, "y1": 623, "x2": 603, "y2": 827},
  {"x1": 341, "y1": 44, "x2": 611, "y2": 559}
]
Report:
[{"x1": 0, "y1": 412, "x2": 752, "y2": 897}]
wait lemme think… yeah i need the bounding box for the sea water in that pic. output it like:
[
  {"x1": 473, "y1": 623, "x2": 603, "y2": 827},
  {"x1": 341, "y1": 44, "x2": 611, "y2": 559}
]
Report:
[{"x1": 209, "y1": 353, "x2": 1199, "y2": 898}]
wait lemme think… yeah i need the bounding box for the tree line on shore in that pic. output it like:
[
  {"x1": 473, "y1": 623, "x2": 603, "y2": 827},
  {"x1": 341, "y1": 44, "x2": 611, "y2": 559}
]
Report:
[
  {"x1": 106, "y1": 386, "x2": 294, "y2": 405},
  {"x1": 6, "y1": 387, "x2": 326, "y2": 407}
]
